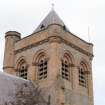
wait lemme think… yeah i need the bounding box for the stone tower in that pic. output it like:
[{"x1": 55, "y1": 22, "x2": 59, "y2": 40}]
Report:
[{"x1": 3, "y1": 9, "x2": 94, "y2": 105}]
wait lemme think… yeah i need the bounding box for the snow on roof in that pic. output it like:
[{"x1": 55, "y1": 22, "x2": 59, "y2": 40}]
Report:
[
  {"x1": 0, "y1": 72, "x2": 30, "y2": 104},
  {"x1": 0, "y1": 72, "x2": 49, "y2": 105}
]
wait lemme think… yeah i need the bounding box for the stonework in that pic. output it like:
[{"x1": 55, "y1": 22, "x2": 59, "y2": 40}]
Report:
[{"x1": 3, "y1": 9, "x2": 94, "y2": 105}]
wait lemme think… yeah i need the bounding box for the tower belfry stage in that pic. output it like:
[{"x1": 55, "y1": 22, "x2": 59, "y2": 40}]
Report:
[{"x1": 3, "y1": 9, "x2": 94, "y2": 105}]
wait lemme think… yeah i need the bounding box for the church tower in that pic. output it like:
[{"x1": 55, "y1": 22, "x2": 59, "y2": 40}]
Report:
[{"x1": 3, "y1": 9, "x2": 94, "y2": 105}]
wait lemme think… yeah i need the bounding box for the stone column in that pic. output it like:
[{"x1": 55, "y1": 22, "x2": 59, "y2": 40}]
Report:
[
  {"x1": 72, "y1": 65, "x2": 79, "y2": 90},
  {"x1": 27, "y1": 64, "x2": 36, "y2": 81},
  {"x1": 88, "y1": 67, "x2": 94, "y2": 105},
  {"x1": 48, "y1": 37, "x2": 61, "y2": 82},
  {"x1": 3, "y1": 31, "x2": 21, "y2": 74}
]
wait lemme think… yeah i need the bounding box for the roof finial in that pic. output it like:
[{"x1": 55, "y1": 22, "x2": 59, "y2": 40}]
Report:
[
  {"x1": 88, "y1": 26, "x2": 91, "y2": 42},
  {"x1": 51, "y1": 3, "x2": 54, "y2": 10}
]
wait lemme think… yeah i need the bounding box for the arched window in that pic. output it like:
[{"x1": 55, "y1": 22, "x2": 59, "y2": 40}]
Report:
[
  {"x1": 61, "y1": 53, "x2": 70, "y2": 81},
  {"x1": 78, "y1": 62, "x2": 87, "y2": 87},
  {"x1": 37, "y1": 55, "x2": 48, "y2": 80},
  {"x1": 17, "y1": 59, "x2": 28, "y2": 79}
]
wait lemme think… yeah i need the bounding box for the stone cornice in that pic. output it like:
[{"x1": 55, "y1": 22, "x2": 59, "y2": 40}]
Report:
[
  {"x1": 14, "y1": 36, "x2": 93, "y2": 59},
  {"x1": 3, "y1": 66, "x2": 14, "y2": 70},
  {"x1": 14, "y1": 38, "x2": 49, "y2": 54},
  {"x1": 61, "y1": 37, "x2": 93, "y2": 58}
]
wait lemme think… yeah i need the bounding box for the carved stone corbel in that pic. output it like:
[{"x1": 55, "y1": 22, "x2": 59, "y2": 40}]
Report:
[{"x1": 48, "y1": 36, "x2": 62, "y2": 43}]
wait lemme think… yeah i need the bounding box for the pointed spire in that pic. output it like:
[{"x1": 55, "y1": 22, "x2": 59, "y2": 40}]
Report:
[
  {"x1": 33, "y1": 9, "x2": 68, "y2": 33},
  {"x1": 51, "y1": 3, "x2": 54, "y2": 10}
]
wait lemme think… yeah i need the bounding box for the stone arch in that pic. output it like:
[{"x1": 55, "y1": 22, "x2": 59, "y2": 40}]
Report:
[
  {"x1": 15, "y1": 56, "x2": 28, "y2": 79},
  {"x1": 32, "y1": 49, "x2": 49, "y2": 80},
  {"x1": 62, "y1": 50, "x2": 75, "y2": 66},
  {"x1": 61, "y1": 50, "x2": 75, "y2": 81},
  {"x1": 79, "y1": 58, "x2": 90, "y2": 74},
  {"x1": 78, "y1": 58, "x2": 90, "y2": 87},
  {"x1": 15, "y1": 56, "x2": 28, "y2": 70},
  {"x1": 32, "y1": 49, "x2": 48, "y2": 65}
]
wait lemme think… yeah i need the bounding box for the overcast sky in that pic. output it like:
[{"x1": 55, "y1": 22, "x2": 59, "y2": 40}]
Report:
[{"x1": 0, "y1": 0, "x2": 105, "y2": 105}]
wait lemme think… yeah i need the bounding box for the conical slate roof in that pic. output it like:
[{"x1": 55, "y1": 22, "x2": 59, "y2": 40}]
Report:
[{"x1": 33, "y1": 9, "x2": 68, "y2": 33}]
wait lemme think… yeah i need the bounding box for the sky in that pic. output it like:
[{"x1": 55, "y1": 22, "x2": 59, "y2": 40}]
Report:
[{"x1": 0, "y1": 0, "x2": 105, "y2": 105}]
